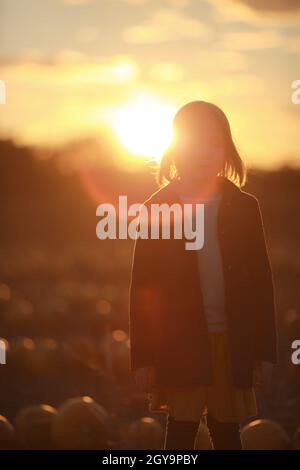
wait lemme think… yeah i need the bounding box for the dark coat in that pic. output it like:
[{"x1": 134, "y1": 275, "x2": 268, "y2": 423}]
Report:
[{"x1": 128, "y1": 176, "x2": 278, "y2": 388}]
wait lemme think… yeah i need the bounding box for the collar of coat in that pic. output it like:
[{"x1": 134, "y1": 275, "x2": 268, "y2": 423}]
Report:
[{"x1": 143, "y1": 175, "x2": 242, "y2": 208}]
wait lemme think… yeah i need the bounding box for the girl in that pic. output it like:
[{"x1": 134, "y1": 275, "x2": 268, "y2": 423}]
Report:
[{"x1": 129, "y1": 101, "x2": 277, "y2": 450}]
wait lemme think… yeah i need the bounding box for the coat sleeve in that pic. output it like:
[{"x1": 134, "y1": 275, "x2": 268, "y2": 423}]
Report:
[
  {"x1": 128, "y1": 228, "x2": 157, "y2": 373},
  {"x1": 248, "y1": 197, "x2": 278, "y2": 364}
]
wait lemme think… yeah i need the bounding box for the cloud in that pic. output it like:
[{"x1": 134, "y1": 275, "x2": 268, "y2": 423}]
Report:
[
  {"x1": 207, "y1": 0, "x2": 300, "y2": 24},
  {"x1": 148, "y1": 62, "x2": 185, "y2": 82},
  {"x1": 122, "y1": 8, "x2": 212, "y2": 44},
  {"x1": 286, "y1": 36, "x2": 300, "y2": 53},
  {"x1": 114, "y1": 0, "x2": 190, "y2": 3},
  {"x1": 233, "y1": 0, "x2": 300, "y2": 13},
  {"x1": 196, "y1": 50, "x2": 249, "y2": 71},
  {"x1": 166, "y1": 0, "x2": 191, "y2": 6},
  {"x1": 113, "y1": 0, "x2": 191, "y2": 4},
  {"x1": 0, "y1": 52, "x2": 142, "y2": 145},
  {"x1": 221, "y1": 30, "x2": 284, "y2": 50},
  {"x1": 76, "y1": 26, "x2": 98, "y2": 44},
  {"x1": 112, "y1": 0, "x2": 149, "y2": 4},
  {"x1": 209, "y1": 73, "x2": 266, "y2": 97},
  {"x1": 2, "y1": 51, "x2": 140, "y2": 85},
  {"x1": 61, "y1": 0, "x2": 94, "y2": 5}
]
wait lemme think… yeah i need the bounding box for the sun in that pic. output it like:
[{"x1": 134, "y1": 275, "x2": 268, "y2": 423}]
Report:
[{"x1": 110, "y1": 94, "x2": 176, "y2": 161}]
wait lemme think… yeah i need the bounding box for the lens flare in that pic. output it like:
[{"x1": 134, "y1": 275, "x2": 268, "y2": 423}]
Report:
[{"x1": 110, "y1": 94, "x2": 176, "y2": 161}]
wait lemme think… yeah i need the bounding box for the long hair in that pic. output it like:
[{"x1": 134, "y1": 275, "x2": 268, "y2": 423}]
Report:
[{"x1": 158, "y1": 100, "x2": 247, "y2": 188}]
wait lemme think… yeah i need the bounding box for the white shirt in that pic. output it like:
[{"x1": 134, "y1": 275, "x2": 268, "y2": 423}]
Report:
[{"x1": 179, "y1": 190, "x2": 227, "y2": 332}]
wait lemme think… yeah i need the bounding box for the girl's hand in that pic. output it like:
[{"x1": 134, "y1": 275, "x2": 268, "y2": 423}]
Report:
[
  {"x1": 134, "y1": 366, "x2": 156, "y2": 392},
  {"x1": 253, "y1": 360, "x2": 274, "y2": 389}
]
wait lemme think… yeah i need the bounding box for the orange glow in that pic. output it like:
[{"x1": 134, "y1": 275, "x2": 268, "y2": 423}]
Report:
[{"x1": 109, "y1": 93, "x2": 176, "y2": 161}]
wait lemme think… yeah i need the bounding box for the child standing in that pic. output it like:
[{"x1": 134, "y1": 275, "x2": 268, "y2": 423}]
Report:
[{"x1": 129, "y1": 101, "x2": 277, "y2": 449}]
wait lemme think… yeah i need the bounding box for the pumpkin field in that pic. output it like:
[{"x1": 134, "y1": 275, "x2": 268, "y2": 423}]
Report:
[{"x1": 0, "y1": 139, "x2": 300, "y2": 450}]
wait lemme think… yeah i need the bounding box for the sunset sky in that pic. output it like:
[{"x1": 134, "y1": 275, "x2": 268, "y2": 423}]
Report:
[{"x1": 0, "y1": 0, "x2": 299, "y2": 168}]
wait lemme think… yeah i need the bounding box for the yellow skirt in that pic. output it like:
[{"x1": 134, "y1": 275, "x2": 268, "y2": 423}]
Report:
[{"x1": 147, "y1": 331, "x2": 258, "y2": 423}]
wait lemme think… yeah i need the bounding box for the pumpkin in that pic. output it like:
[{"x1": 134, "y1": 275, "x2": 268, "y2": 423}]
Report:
[
  {"x1": 0, "y1": 415, "x2": 15, "y2": 449},
  {"x1": 51, "y1": 396, "x2": 109, "y2": 450},
  {"x1": 94, "y1": 336, "x2": 111, "y2": 375},
  {"x1": 96, "y1": 330, "x2": 130, "y2": 379},
  {"x1": 293, "y1": 425, "x2": 300, "y2": 449},
  {"x1": 127, "y1": 416, "x2": 164, "y2": 449},
  {"x1": 15, "y1": 404, "x2": 57, "y2": 449},
  {"x1": 241, "y1": 419, "x2": 291, "y2": 450},
  {"x1": 0, "y1": 337, "x2": 9, "y2": 365},
  {"x1": 194, "y1": 421, "x2": 213, "y2": 450},
  {"x1": 110, "y1": 330, "x2": 130, "y2": 377}
]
